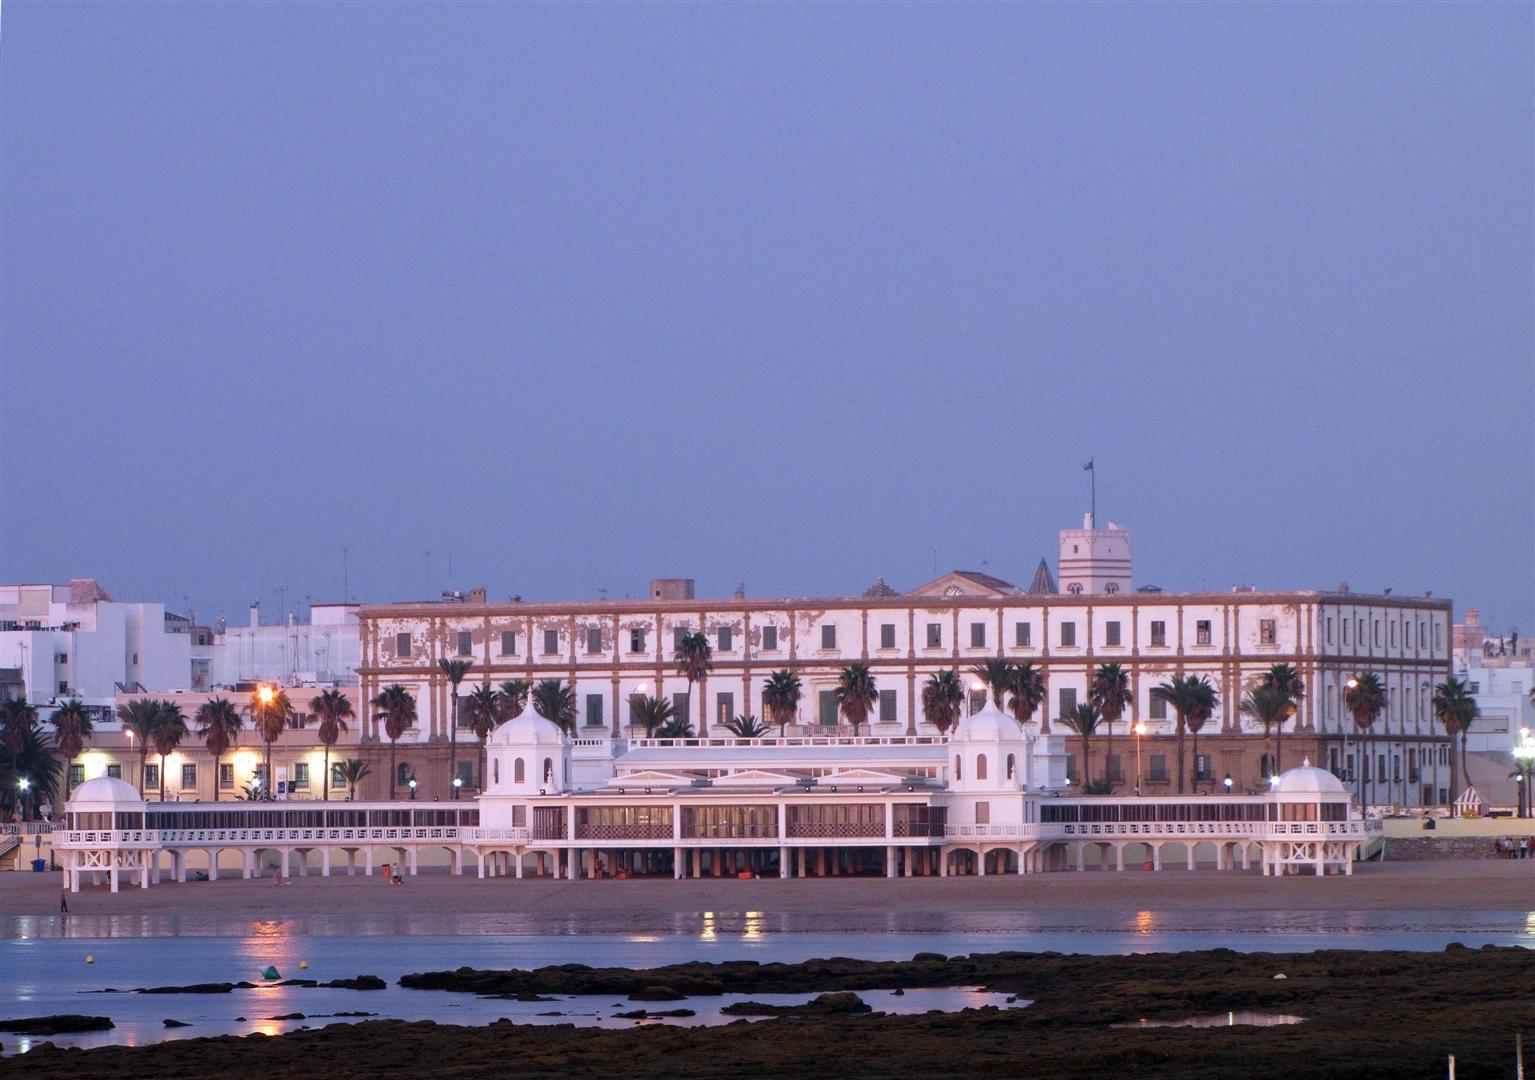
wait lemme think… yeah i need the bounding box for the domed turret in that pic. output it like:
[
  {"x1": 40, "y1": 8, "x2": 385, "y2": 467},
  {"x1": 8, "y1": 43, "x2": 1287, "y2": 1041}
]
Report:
[
  {"x1": 485, "y1": 705, "x2": 570, "y2": 795},
  {"x1": 949, "y1": 696, "x2": 1027, "y2": 793},
  {"x1": 1272, "y1": 758, "x2": 1349, "y2": 798},
  {"x1": 66, "y1": 775, "x2": 146, "y2": 811}
]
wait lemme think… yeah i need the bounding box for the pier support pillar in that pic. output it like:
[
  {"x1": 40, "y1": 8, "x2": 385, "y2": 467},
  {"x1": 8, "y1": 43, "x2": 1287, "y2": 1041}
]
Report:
[
  {"x1": 781, "y1": 846, "x2": 791, "y2": 879},
  {"x1": 321, "y1": 848, "x2": 331, "y2": 877}
]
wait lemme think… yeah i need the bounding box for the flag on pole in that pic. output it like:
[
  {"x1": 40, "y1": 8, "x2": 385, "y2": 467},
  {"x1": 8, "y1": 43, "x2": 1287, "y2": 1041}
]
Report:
[{"x1": 1083, "y1": 459, "x2": 1094, "y2": 471}]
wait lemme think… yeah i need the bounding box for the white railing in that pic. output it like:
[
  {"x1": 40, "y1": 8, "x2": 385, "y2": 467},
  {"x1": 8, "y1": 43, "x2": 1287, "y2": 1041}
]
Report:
[
  {"x1": 55, "y1": 830, "x2": 161, "y2": 848},
  {"x1": 57, "y1": 827, "x2": 462, "y2": 848},
  {"x1": 459, "y1": 827, "x2": 531, "y2": 843},
  {"x1": 628, "y1": 735, "x2": 946, "y2": 749},
  {"x1": 945, "y1": 824, "x2": 1038, "y2": 839}
]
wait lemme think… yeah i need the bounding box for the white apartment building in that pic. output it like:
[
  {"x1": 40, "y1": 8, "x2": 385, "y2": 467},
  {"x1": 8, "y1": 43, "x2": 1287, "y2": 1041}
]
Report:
[
  {"x1": 0, "y1": 580, "x2": 206, "y2": 715},
  {"x1": 358, "y1": 518, "x2": 1455, "y2": 806},
  {"x1": 1459, "y1": 663, "x2": 1535, "y2": 754}
]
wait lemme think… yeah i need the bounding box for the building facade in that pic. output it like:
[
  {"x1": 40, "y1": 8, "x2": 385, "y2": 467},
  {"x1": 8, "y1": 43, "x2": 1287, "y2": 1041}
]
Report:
[{"x1": 355, "y1": 521, "x2": 1454, "y2": 807}]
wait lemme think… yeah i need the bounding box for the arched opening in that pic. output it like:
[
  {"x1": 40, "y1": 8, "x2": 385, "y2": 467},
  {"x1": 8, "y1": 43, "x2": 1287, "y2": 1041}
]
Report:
[
  {"x1": 1259, "y1": 754, "x2": 1277, "y2": 781},
  {"x1": 1006, "y1": 753, "x2": 1016, "y2": 780},
  {"x1": 514, "y1": 758, "x2": 525, "y2": 784},
  {"x1": 492, "y1": 759, "x2": 499, "y2": 785},
  {"x1": 396, "y1": 762, "x2": 413, "y2": 787},
  {"x1": 542, "y1": 758, "x2": 554, "y2": 786},
  {"x1": 976, "y1": 754, "x2": 988, "y2": 781},
  {"x1": 954, "y1": 755, "x2": 962, "y2": 781}
]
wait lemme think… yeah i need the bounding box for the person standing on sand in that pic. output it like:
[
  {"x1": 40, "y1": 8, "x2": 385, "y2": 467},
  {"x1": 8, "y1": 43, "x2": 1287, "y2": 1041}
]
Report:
[{"x1": 60, "y1": 890, "x2": 68, "y2": 914}]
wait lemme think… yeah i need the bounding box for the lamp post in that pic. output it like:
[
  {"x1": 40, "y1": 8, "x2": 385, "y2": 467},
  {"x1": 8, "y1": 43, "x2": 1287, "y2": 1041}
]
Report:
[
  {"x1": 1222, "y1": 774, "x2": 1233, "y2": 795},
  {"x1": 1133, "y1": 722, "x2": 1147, "y2": 796},
  {"x1": 407, "y1": 775, "x2": 418, "y2": 801},
  {"x1": 17, "y1": 777, "x2": 29, "y2": 822},
  {"x1": 1513, "y1": 730, "x2": 1535, "y2": 819}
]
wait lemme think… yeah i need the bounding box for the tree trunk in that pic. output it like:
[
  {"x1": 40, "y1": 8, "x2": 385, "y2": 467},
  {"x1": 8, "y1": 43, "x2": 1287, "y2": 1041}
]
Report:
[
  {"x1": 159, "y1": 753, "x2": 167, "y2": 802},
  {"x1": 139, "y1": 747, "x2": 149, "y2": 798},
  {"x1": 212, "y1": 752, "x2": 220, "y2": 801},
  {"x1": 264, "y1": 741, "x2": 273, "y2": 801},
  {"x1": 323, "y1": 744, "x2": 330, "y2": 801},
  {"x1": 1176, "y1": 716, "x2": 1186, "y2": 795},
  {"x1": 1276, "y1": 722, "x2": 1284, "y2": 775},
  {"x1": 1190, "y1": 729, "x2": 1200, "y2": 793},
  {"x1": 390, "y1": 739, "x2": 398, "y2": 800},
  {"x1": 449, "y1": 692, "x2": 459, "y2": 799}
]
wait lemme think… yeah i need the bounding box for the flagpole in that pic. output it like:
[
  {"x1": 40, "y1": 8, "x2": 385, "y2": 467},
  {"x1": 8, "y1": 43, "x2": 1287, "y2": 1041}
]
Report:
[{"x1": 1091, "y1": 463, "x2": 1096, "y2": 526}]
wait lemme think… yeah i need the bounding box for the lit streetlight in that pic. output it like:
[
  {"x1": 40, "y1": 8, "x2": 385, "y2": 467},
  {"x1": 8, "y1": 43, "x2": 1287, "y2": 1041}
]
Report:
[
  {"x1": 1513, "y1": 730, "x2": 1535, "y2": 819},
  {"x1": 407, "y1": 776, "x2": 418, "y2": 801},
  {"x1": 1222, "y1": 774, "x2": 1233, "y2": 794},
  {"x1": 1133, "y1": 722, "x2": 1148, "y2": 796}
]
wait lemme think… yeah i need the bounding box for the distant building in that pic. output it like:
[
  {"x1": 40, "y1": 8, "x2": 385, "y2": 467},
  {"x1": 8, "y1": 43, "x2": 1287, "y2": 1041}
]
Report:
[
  {"x1": 357, "y1": 517, "x2": 1455, "y2": 807},
  {"x1": 1453, "y1": 608, "x2": 1532, "y2": 670},
  {"x1": 209, "y1": 601, "x2": 361, "y2": 688},
  {"x1": 0, "y1": 580, "x2": 204, "y2": 717}
]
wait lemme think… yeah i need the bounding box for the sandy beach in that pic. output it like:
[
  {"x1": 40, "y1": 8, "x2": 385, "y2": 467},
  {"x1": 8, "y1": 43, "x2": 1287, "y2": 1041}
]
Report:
[{"x1": 4, "y1": 859, "x2": 1534, "y2": 922}]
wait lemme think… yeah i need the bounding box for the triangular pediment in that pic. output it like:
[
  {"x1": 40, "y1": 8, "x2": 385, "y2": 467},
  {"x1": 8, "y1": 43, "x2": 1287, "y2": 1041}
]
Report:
[
  {"x1": 824, "y1": 768, "x2": 908, "y2": 786},
  {"x1": 610, "y1": 770, "x2": 694, "y2": 788},
  {"x1": 714, "y1": 768, "x2": 801, "y2": 787},
  {"x1": 906, "y1": 571, "x2": 1020, "y2": 599}
]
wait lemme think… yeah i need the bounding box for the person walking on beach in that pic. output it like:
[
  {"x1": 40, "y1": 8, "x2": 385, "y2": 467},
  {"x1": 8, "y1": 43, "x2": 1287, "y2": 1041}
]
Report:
[{"x1": 59, "y1": 890, "x2": 68, "y2": 914}]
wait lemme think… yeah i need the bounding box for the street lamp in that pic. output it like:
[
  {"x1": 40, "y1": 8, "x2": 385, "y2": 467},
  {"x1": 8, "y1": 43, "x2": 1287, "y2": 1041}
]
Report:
[
  {"x1": 1513, "y1": 733, "x2": 1535, "y2": 819},
  {"x1": 1222, "y1": 774, "x2": 1233, "y2": 794},
  {"x1": 452, "y1": 777, "x2": 463, "y2": 795},
  {"x1": 16, "y1": 777, "x2": 28, "y2": 823},
  {"x1": 407, "y1": 776, "x2": 418, "y2": 801},
  {"x1": 1133, "y1": 722, "x2": 1147, "y2": 796}
]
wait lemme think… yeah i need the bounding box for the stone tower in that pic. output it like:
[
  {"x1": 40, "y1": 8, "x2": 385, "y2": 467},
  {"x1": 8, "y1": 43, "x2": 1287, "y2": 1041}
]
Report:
[{"x1": 1057, "y1": 514, "x2": 1132, "y2": 596}]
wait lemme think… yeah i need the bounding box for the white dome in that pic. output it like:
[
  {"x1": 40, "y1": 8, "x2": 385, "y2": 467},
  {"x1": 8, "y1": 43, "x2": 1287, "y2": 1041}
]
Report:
[
  {"x1": 952, "y1": 697, "x2": 1026, "y2": 743},
  {"x1": 1272, "y1": 759, "x2": 1349, "y2": 797},
  {"x1": 487, "y1": 707, "x2": 567, "y2": 748},
  {"x1": 67, "y1": 776, "x2": 145, "y2": 807}
]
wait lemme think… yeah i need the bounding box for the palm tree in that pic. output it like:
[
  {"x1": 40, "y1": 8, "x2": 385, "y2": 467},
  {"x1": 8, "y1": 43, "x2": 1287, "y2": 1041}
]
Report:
[
  {"x1": 1061, "y1": 702, "x2": 1104, "y2": 793},
  {"x1": 1185, "y1": 682, "x2": 1217, "y2": 792},
  {"x1": 656, "y1": 715, "x2": 695, "y2": 739},
  {"x1": 531, "y1": 678, "x2": 577, "y2": 733},
  {"x1": 1088, "y1": 663, "x2": 1132, "y2": 791},
  {"x1": 969, "y1": 659, "x2": 1013, "y2": 709},
  {"x1": 761, "y1": 669, "x2": 802, "y2": 736},
  {"x1": 463, "y1": 685, "x2": 503, "y2": 793},
  {"x1": 338, "y1": 758, "x2": 371, "y2": 801},
  {"x1": 673, "y1": 631, "x2": 713, "y2": 735},
  {"x1": 722, "y1": 713, "x2": 770, "y2": 738},
  {"x1": 48, "y1": 697, "x2": 95, "y2": 800},
  {"x1": 149, "y1": 703, "x2": 189, "y2": 802},
  {"x1": 1432, "y1": 677, "x2": 1478, "y2": 804},
  {"x1": 247, "y1": 687, "x2": 294, "y2": 799},
  {"x1": 1344, "y1": 672, "x2": 1387, "y2": 811},
  {"x1": 1239, "y1": 684, "x2": 1291, "y2": 786},
  {"x1": 117, "y1": 698, "x2": 162, "y2": 797},
  {"x1": 0, "y1": 718, "x2": 59, "y2": 821},
  {"x1": 309, "y1": 689, "x2": 354, "y2": 801},
  {"x1": 194, "y1": 697, "x2": 242, "y2": 802},
  {"x1": 371, "y1": 684, "x2": 417, "y2": 799},
  {"x1": 1260, "y1": 663, "x2": 1306, "y2": 774},
  {"x1": 1151, "y1": 675, "x2": 1218, "y2": 794},
  {"x1": 1006, "y1": 663, "x2": 1046, "y2": 729},
  {"x1": 2, "y1": 697, "x2": 38, "y2": 757},
  {"x1": 922, "y1": 670, "x2": 965, "y2": 735},
  {"x1": 834, "y1": 663, "x2": 879, "y2": 735},
  {"x1": 497, "y1": 680, "x2": 530, "y2": 720},
  {"x1": 438, "y1": 659, "x2": 473, "y2": 798},
  {"x1": 629, "y1": 694, "x2": 675, "y2": 737}
]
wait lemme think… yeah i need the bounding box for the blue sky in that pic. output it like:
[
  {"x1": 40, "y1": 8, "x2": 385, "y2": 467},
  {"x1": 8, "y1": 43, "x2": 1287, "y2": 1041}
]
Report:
[{"x1": 2, "y1": 2, "x2": 1531, "y2": 631}]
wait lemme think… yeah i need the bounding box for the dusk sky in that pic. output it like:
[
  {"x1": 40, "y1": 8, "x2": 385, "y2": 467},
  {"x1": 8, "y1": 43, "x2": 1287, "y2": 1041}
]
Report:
[{"x1": 3, "y1": 3, "x2": 1531, "y2": 632}]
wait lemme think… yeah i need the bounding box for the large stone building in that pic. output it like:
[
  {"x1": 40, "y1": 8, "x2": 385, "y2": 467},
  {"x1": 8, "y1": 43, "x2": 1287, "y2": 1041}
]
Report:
[{"x1": 354, "y1": 518, "x2": 1455, "y2": 807}]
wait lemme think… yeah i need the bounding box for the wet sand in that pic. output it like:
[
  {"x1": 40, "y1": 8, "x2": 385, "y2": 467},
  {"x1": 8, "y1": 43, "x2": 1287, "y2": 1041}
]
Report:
[
  {"x1": 5, "y1": 859, "x2": 1535, "y2": 921},
  {"x1": 7, "y1": 945, "x2": 1534, "y2": 1078}
]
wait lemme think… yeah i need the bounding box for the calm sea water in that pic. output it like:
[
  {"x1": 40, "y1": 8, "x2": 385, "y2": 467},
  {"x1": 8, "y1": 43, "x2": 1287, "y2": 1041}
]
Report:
[{"x1": 4, "y1": 909, "x2": 1532, "y2": 1055}]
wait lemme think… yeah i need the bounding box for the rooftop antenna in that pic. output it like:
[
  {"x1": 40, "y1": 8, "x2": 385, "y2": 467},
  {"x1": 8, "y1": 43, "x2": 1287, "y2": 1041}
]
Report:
[
  {"x1": 343, "y1": 546, "x2": 350, "y2": 604},
  {"x1": 1084, "y1": 458, "x2": 1096, "y2": 526}
]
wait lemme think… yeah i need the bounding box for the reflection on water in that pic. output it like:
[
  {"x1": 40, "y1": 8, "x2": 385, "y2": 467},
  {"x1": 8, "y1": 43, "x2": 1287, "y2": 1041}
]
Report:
[
  {"x1": 11, "y1": 908, "x2": 1535, "y2": 942},
  {"x1": 1115, "y1": 1011, "x2": 1305, "y2": 1029}
]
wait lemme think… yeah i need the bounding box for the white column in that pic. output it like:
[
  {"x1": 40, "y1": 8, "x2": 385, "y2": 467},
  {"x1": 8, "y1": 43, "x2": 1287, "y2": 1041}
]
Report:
[
  {"x1": 515, "y1": 850, "x2": 525, "y2": 879},
  {"x1": 1115, "y1": 844, "x2": 1125, "y2": 872},
  {"x1": 452, "y1": 847, "x2": 463, "y2": 876},
  {"x1": 885, "y1": 845, "x2": 896, "y2": 878},
  {"x1": 408, "y1": 848, "x2": 419, "y2": 875},
  {"x1": 322, "y1": 848, "x2": 332, "y2": 877},
  {"x1": 1016, "y1": 844, "x2": 1026, "y2": 875},
  {"x1": 780, "y1": 845, "x2": 791, "y2": 879},
  {"x1": 566, "y1": 849, "x2": 577, "y2": 880},
  {"x1": 364, "y1": 847, "x2": 374, "y2": 876},
  {"x1": 1151, "y1": 843, "x2": 1162, "y2": 871},
  {"x1": 109, "y1": 864, "x2": 119, "y2": 893}
]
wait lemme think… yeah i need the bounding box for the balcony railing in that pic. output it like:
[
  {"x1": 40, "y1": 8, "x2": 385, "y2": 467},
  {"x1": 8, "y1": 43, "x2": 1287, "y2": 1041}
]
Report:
[
  {"x1": 630, "y1": 735, "x2": 946, "y2": 749},
  {"x1": 785, "y1": 822, "x2": 885, "y2": 839},
  {"x1": 459, "y1": 827, "x2": 530, "y2": 843},
  {"x1": 575, "y1": 823, "x2": 673, "y2": 840}
]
